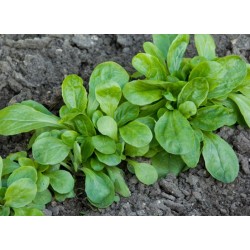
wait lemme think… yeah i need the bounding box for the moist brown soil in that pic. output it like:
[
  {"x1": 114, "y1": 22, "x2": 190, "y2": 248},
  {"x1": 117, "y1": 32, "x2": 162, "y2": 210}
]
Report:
[{"x1": 1, "y1": 34, "x2": 250, "y2": 216}]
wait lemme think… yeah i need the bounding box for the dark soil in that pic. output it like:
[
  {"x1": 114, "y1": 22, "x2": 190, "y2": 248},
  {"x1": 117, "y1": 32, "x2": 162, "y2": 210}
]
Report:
[{"x1": 1, "y1": 34, "x2": 250, "y2": 216}]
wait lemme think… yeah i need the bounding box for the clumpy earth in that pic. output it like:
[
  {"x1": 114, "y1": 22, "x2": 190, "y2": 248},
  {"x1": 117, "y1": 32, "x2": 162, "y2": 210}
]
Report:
[{"x1": 0, "y1": 34, "x2": 250, "y2": 216}]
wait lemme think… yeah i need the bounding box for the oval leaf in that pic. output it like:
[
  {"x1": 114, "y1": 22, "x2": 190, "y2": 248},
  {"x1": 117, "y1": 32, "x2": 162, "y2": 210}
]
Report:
[
  {"x1": 14, "y1": 207, "x2": 43, "y2": 216},
  {"x1": 97, "y1": 116, "x2": 118, "y2": 140},
  {"x1": 95, "y1": 81, "x2": 122, "y2": 117},
  {"x1": 37, "y1": 172, "x2": 50, "y2": 192},
  {"x1": 155, "y1": 110, "x2": 195, "y2": 154},
  {"x1": 152, "y1": 34, "x2": 177, "y2": 59},
  {"x1": 152, "y1": 151, "x2": 185, "y2": 178},
  {"x1": 120, "y1": 121, "x2": 153, "y2": 147},
  {"x1": 167, "y1": 34, "x2": 190, "y2": 74},
  {"x1": 229, "y1": 93, "x2": 250, "y2": 127},
  {"x1": 62, "y1": 74, "x2": 87, "y2": 111},
  {"x1": 128, "y1": 160, "x2": 158, "y2": 185},
  {"x1": 106, "y1": 167, "x2": 131, "y2": 197},
  {"x1": 92, "y1": 135, "x2": 116, "y2": 154},
  {"x1": 0, "y1": 104, "x2": 62, "y2": 136},
  {"x1": 83, "y1": 168, "x2": 115, "y2": 208},
  {"x1": 33, "y1": 137, "x2": 71, "y2": 165},
  {"x1": 202, "y1": 133, "x2": 239, "y2": 183},
  {"x1": 114, "y1": 102, "x2": 139, "y2": 127},
  {"x1": 7, "y1": 166, "x2": 37, "y2": 186},
  {"x1": 208, "y1": 55, "x2": 247, "y2": 99},
  {"x1": 5, "y1": 178, "x2": 37, "y2": 208},
  {"x1": 47, "y1": 170, "x2": 74, "y2": 194},
  {"x1": 177, "y1": 77, "x2": 209, "y2": 107},
  {"x1": 191, "y1": 105, "x2": 237, "y2": 131},
  {"x1": 123, "y1": 80, "x2": 164, "y2": 106},
  {"x1": 95, "y1": 151, "x2": 121, "y2": 167},
  {"x1": 132, "y1": 53, "x2": 167, "y2": 80},
  {"x1": 87, "y1": 62, "x2": 129, "y2": 116},
  {"x1": 194, "y1": 34, "x2": 216, "y2": 60}
]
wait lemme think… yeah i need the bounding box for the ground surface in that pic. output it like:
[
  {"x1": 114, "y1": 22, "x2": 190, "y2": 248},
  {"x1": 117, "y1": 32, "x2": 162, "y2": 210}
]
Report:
[{"x1": 0, "y1": 34, "x2": 250, "y2": 216}]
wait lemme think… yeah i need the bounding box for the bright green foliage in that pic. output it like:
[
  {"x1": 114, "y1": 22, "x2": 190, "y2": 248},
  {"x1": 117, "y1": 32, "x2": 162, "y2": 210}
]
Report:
[
  {"x1": 0, "y1": 34, "x2": 250, "y2": 214},
  {"x1": 202, "y1": 133, "x2": 239, "y2": 183},
  {"x1": 0, "y1": 151, "x2": 75, "y2": 216}
]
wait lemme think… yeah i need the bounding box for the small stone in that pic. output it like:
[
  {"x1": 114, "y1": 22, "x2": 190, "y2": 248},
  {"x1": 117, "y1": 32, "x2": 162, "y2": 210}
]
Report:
[{"x1": 241, "y1": 193, "x2": 247, "y2": 199}]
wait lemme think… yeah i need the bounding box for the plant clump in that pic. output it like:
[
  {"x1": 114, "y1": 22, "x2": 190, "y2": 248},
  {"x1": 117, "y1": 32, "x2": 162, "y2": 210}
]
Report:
[{"x1": 1, "y1": 34, "x2": 250, "y2": 215}]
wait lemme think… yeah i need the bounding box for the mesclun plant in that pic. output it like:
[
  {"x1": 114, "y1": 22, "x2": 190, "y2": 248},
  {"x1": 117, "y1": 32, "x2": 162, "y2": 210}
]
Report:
[
  {"x1": 0, "y1": 63, "x2": 153, "y2": 208},
  {"x1": 0, "y1": 152, "x2": 75, "y2": 216},
  {"x1": 123, "y1": 34, "x2": 250, "y2": 183},
  {"x1": 0, "y1": 34, "x2": 249, "y2": 214}
]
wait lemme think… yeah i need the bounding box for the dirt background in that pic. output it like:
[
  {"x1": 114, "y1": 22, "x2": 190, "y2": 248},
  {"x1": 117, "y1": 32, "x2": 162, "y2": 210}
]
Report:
[{"x1": 0, "y1": 34, "x2": 250, "y2": 216}]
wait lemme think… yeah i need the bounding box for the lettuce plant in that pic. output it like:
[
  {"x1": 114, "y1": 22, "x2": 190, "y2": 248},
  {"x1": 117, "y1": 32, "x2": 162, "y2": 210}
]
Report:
[
  {"x1": 0, "y1": 152, "x2": 74, "y2": 216},
  {"x1": 123, "y1": 34, "x2": 250, "y2": 183},
  {"x1": 0, "y1": 34, "x2": 249, "y2": 213}
]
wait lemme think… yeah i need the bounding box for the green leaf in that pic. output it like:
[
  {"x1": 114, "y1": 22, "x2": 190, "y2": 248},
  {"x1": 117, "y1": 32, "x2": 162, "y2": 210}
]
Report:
[
  {"x1": 167, "y1": 34, "x2": 190, "y2": 74},
  {"x1": 61, "y1": 130, "x2": 78, "y2": 147},
  {"x1": 87, "y1": 62, "x2": 129, "y2": 116},
  {"x1": 155, "y1": 110, "x2": 195, "y2": 154},
  {"x1": 0, "y1": 157, "x2": 3, "y2": 188},
  {"x1": 95, "y1": 151, "x2": 121, "y2": 166},
  {"x1": 152, "y1": 34, "x2": 177, "y2": 59},
  {"x1": 21, "y1": 100, "x2": 53, "y2": 115},
  {"x1": 189, "y1": 61, "x2": 225, "y2": 91},
  {"x1": 32, "y1": 137, "x2": 71, "y2": 165},
  {"x1": 229, "y1": 93, "x2": 250, "y2": 127},
  {"x1": 95, "y1": 81, "x2": 122, "y2": 117},
  {"x1": 97, "y1": 116, "x2": 118, "y2": 140},
  {"x1": 120, "y1": 120, "x2": 153, "y2": 147},
  {"x1": 143, "y1": 42, "x2": 166, "y2": 66},
  {"x1": 4, "y1": 178, "x2": 37, "y2": 208},
  {"x1": 1, "y1": 159, "x2": 20, "y2": 176},
  {"x1": 125, "y1": 144, "x2": 149, "y2": 157},
  {"x1": 62, "y1": 74, "x2": 87, "y2": 111},
  {"x1": 178, "y1": 101, "x2": 197, "y2": 118},
  {"x1": 191, "y1": 105, "x2": 237, "y2": 131},
  {"x1": 152, "y1": 151, "x2": 185, "y2": 178},
  {"x1": 123, "y1": 80, "x2": 164, "y2": 106},
  {"x1": 0, "y1": 187, "x2": 7, "y2": 200},
  {"x1": 73, "y1": 114, "x2": 96, "y2": 137},
  {"x1": 36, "y1": 172, "x2": 50, "y2": 192},
  {"x1": 72, "y1": 141, "x2": 82, "y2": 172},
  {"x1": 92, "y1": 110, "x2": 103, "y2": 127},
  {"x1": 83, "y1": 168, "x2": 115, "y2": 208},
  {"x1": 14, "y1": 207, "x2": 43, "y2": 216},
  {"x1": 54, "y1": 190, "x2": 75, "y2": 202},
  {"x1": 128, "y1": 160, "x2": 158, "y2": 185},
  {"x1": 208, "y1": 55, "x2": 247, "y2": 98},
  {"x1": 92, "y1": 135, "x2": 116, "y2": 154},
  {"x1": 7, "y1": 166, "x2": 37, "y2": 186},
  {"x1": 190, "y1": 56, "x2": 208, "y2": 69},
  {"x1": 194, "y1": 34, "x2": 216, "y2": 60},
  {"x1": 181, "y1": 133, "x2": 201, "y2": 168},
  {"x1": 90, "y1": 158, "x2": 105, "y2": 171},
  {"x1": 114, "y1": 102, "x2": 139, "y2": 127},
  {"x1": 202, "y1": 133, "x2": 239, "y2": 183},
  {"x1": 47, "y1": 170, "x2": 75, "y2": 194},
  {"x1": 177, "y1": 77, "x2": 209, "y2": 107},
  {"x1": 6, "y1": 151, "x2": 27, "y2": 161},
  {"x1": 135, "y1": 117, "x2": 155, "y2": 132},
  {"x1": 106, "y1": 166, "x2": 131, "y2": 197},
  {"x1": 33, "y1": 189, "x2": 52, "y2": 205},
  {"x1": 18, "y1": 157, "x2": 36, "y2": 168},
  {"x1": 0, "y1": 103, "x2": 63, "y2": 135},
  {"x1": 0, "y1": 206, "x2": 10, "y2": 216},
  {"x1": 81, "y1": 137, "x2": 95, "y2": 162},
  {"x1": 132, "y1": 53, "x2": 167, "y2": 80}
]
